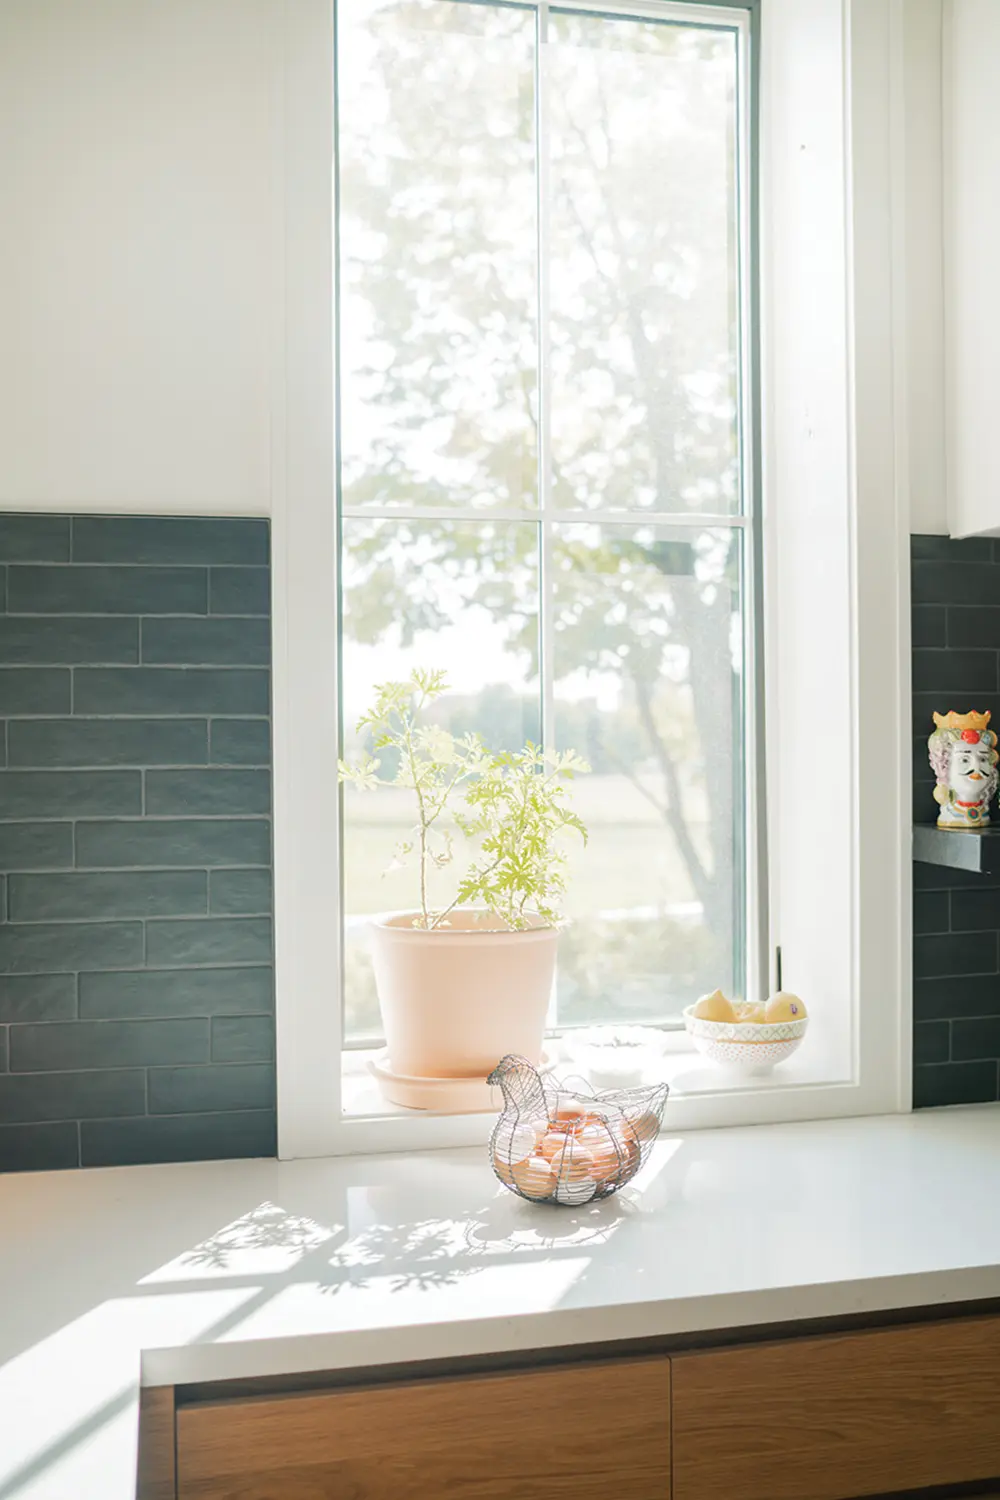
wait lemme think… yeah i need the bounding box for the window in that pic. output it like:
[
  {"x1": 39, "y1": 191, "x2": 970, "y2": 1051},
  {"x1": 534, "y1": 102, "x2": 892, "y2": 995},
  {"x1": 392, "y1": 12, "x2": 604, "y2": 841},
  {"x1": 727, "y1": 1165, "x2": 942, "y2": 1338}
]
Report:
[
  {"x1": 335, "y1": 0, "x2": 761, "y2": 1069},
  {"x1": 273, "y1": 0, "x2": 910, "y2": 1159}
]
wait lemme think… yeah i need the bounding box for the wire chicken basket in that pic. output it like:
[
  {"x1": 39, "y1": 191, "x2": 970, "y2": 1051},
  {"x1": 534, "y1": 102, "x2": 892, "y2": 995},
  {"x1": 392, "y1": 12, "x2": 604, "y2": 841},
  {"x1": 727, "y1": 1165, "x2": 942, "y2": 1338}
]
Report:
[{"x1": 486, "y1": 1054, "x2": 669, "y2": 1206}]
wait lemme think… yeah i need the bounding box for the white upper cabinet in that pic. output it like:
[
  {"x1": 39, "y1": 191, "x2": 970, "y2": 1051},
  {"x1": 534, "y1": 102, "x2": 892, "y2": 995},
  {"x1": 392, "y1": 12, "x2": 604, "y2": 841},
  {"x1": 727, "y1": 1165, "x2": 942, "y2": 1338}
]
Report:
[
  {"x1": 0, "y1": 0, "x2": 279, "y2": 516},
  {"x1": 944, "y1": 0, "x2": 1000, "y2": 537}
]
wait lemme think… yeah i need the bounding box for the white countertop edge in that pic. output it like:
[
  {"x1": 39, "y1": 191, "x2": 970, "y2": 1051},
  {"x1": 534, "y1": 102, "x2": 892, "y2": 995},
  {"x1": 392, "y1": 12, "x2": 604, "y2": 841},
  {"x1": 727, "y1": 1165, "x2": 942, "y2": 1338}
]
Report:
[{"x1": 141, "y1": 1264, "x2": 1000, "y2": 1388}]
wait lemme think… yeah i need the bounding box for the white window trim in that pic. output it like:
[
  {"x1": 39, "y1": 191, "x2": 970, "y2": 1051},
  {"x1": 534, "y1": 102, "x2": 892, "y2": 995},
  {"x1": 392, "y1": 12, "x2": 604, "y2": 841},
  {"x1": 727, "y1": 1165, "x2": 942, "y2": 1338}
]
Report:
[{"x1": 272, "y1": 0, "x2": 912, "y2": 1159}]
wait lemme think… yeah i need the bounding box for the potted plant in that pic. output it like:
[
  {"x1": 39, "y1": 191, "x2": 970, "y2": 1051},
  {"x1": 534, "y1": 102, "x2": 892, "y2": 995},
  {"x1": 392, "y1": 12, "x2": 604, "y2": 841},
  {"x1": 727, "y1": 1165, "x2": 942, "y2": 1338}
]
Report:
[{"x1": 339, "y1": 669, "x2": 588, "y2": 1106}]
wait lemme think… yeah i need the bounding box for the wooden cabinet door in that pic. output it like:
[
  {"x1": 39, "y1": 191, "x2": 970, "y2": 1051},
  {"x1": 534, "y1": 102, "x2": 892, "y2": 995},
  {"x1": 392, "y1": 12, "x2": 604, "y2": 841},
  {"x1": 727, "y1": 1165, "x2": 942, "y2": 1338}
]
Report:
[
  {"x1": 672, "y1": 1316, "x2": 1000, "y2": 1500},
  {"x1": 177, "y1": 1356, "x2": 670, "y2": 1500}
]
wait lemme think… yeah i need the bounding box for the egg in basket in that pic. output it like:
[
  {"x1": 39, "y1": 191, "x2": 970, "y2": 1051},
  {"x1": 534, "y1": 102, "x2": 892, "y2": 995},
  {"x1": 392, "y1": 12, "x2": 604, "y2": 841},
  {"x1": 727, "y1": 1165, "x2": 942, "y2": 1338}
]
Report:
[{"x1": 487, "y1": 1054, "x2": 668, "y2": 1206}]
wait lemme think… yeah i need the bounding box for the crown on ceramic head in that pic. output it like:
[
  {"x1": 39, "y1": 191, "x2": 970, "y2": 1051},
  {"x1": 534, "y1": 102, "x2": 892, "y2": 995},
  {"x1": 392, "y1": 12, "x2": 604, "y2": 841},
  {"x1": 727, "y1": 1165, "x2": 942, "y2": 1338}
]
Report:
[{"x1": 932, "y1": 709, "x2": 993, "y2": 733}]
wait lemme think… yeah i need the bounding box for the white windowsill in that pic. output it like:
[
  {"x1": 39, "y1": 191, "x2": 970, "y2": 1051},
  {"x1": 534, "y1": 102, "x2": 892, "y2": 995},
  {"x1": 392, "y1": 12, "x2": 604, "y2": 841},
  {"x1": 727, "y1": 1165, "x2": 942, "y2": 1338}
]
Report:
[{"x1": 341, "y1": 1026, "x2": 845, "y2": 1120}]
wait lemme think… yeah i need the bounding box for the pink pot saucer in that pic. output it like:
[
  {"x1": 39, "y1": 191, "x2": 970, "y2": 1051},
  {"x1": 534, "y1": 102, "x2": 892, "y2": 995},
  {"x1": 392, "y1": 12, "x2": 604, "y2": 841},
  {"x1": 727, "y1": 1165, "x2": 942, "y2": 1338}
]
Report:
[{"x1": 369, "y1": 1049, "x2": 551, "y2": 1114}]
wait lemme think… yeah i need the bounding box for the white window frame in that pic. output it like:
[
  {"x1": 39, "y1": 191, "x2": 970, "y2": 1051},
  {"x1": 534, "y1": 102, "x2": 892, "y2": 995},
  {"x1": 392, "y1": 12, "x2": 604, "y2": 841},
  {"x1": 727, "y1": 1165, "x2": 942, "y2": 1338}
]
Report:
[{"x1": 272, "y1": 0, "x2": 912, "y2": 1159}]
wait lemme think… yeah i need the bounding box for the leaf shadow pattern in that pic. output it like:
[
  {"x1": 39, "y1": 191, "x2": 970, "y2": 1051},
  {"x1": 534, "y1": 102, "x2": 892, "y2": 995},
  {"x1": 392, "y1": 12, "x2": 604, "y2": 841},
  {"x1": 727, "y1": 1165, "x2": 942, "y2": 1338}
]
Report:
[
  {"x1": 169, "y1": 1201, "x2": 336, "y2": 1273},
  {"x1": 314, "y1": 1188, "x2": 638, "y2": 1297}
]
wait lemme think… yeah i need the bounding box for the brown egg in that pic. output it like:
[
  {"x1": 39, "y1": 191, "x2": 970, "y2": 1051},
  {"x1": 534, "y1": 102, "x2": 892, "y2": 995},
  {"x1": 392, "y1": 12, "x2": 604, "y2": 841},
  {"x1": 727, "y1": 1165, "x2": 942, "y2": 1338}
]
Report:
[
  {"x1": 553, "y1": 1101, "x2": 591, "y2": 1128},
  {"x1": 608, "y1": 1121, "x2": 640, "y2": 1180},
  {"x1": 576, "y1": 1125, "x2": 622, "y2": 1182},
  {"x1": 492, "y1": 1155, "x2": 516, "y2": 1187},
  {"x1": 539, "y1": 1130, "x2": 571, "y2": 1163},
  {"x1": 576, "y1": 1123, "x2": 611, "y2": 1150},
  {"x1": 490, "y1": 1122, "x2": 541, "y2": 1185},
  {"x1": 630, "y1": 1110, "x2": 661, "y2": 1147},
  {"x1": 511, "y1": 1155, "x2": 556, "y2": 1200}
]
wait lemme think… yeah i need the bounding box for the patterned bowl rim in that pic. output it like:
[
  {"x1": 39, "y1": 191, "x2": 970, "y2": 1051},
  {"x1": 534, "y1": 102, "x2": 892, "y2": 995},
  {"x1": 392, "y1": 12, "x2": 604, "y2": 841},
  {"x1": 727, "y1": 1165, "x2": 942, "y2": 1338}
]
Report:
[
  {"x1": 689, "y1": 1033, "x2": 806, "y2": 1053},
  {"x1": 682, "y1": 1005, "x2": 809, "y2": 1043}
]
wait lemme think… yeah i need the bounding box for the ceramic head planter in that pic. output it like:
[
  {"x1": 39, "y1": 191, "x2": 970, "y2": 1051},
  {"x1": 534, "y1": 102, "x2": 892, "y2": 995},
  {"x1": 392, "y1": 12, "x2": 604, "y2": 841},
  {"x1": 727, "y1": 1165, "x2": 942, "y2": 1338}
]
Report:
[{"x1": 928, "y1": 710, "x2": 999, "y2": 828}]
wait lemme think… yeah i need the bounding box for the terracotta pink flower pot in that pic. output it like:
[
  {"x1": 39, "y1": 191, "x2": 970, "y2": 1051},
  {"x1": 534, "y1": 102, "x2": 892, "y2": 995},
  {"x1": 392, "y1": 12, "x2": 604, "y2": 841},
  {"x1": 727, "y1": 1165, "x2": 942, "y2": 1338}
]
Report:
[{"x1": 369, "y1": 910, "x2": 557, "y2": 1081}]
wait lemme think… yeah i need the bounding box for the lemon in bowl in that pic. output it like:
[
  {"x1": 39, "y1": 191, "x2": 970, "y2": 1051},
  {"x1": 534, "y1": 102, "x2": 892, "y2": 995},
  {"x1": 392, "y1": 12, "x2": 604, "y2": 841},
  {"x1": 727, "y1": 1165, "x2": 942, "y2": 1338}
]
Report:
[{"x1": 684, "y1": 991, "x2": 808, "y2": 1075}]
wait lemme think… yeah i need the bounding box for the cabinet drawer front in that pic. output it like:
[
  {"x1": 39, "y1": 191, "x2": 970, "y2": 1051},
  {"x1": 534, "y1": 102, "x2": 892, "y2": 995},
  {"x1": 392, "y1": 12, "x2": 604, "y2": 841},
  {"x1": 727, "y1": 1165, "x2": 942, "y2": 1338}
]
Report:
[
  {"x1": 177, "y1": 1356, "x2": 670, "y2": 1500},
  {"x1": 672, "y1": 1317, "x2": 1000, "y2": 1500}
]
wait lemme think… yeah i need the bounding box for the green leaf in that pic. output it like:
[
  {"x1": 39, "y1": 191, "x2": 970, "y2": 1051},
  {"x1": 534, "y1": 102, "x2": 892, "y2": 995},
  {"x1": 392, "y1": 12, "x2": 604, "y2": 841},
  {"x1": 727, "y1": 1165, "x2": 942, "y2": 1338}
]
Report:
[{"x1": 344, "y1": 666, "x2": 590, "y2": 925}]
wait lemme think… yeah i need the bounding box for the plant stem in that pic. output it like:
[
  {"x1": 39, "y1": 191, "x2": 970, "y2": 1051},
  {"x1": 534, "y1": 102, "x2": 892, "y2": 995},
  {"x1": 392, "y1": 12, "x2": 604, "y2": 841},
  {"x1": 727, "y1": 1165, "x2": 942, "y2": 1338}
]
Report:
[{"x1": 401, "y1": 706, "x2": 430, "y2": 925}]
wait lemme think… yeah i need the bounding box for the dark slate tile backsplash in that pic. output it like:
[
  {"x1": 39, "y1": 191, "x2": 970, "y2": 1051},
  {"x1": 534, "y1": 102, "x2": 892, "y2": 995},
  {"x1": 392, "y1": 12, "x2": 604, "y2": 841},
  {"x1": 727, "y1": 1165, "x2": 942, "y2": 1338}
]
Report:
[
  {"x1": 912, "y1": 533, "x2": 1000, "y2": 1109},
  {"x1": 0, "y1": 514, "x2": 275, "y2": 1171}
]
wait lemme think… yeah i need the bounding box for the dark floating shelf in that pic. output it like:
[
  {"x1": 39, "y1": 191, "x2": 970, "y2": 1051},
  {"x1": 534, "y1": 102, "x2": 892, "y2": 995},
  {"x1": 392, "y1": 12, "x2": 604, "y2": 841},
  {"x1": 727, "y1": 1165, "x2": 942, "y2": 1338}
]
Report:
[{"x1": 913, "y1": 823, "x2": 1000, "y2": 875}]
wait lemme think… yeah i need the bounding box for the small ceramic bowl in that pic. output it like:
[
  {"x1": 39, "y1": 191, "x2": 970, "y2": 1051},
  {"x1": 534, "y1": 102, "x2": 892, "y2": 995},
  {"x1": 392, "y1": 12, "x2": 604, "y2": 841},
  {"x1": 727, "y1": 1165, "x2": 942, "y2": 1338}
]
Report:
[
  {"x1": 682, "y1": 1006, "x2": 808, "y2": 1076},
  {"x1": 569, "y1": 1025, "x2": 670, "y2": 1089}
]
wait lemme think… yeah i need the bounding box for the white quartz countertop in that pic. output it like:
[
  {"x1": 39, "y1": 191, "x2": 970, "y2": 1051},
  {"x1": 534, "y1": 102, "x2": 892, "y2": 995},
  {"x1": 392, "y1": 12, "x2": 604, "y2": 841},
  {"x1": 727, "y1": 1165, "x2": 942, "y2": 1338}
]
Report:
[{"x1": 4, "y1": 1106, "x2": 1000, "y2": 1499}]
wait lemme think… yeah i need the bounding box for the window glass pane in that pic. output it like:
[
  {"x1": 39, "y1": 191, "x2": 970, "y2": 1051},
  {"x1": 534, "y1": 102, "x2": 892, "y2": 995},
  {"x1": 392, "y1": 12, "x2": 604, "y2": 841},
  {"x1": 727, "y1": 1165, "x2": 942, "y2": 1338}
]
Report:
[
  {"x1": 334, "y1": 1, "x2": 755, "y2": 1095},
  {"x1": 337, "y1": 0, "x2": 538, "y2": 512},
  {"x1": 341, "y1": 519, "x2": 540, "y2": 1043},
  {"x1": 552, "y1": 524, "x2": 744, "y2": 1025},
  {"x1": 546, "y1": 15, "x2": 740, "y2": 515}
]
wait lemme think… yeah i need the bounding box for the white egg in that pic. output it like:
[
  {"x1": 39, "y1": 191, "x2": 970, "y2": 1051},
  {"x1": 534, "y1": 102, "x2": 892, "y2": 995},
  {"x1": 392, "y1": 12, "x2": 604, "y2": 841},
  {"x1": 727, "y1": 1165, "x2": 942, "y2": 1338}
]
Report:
[
  {"x1": 494, "y1": 1121, "x2": 541, "y2": 1168},
  {"x1": 554, "y1": 1174, "x2": 598, "y2": 1206}
]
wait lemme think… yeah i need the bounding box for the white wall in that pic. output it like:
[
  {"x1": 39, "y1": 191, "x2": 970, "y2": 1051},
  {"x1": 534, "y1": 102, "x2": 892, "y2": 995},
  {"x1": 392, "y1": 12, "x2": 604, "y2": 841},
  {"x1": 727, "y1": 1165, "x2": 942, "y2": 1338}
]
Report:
[
  {"x1": 0, "y1": 0, "x2": 279, "y2": 516},
  {"x1": 901, "y1": 0, "x2": 948, "y2": 535},
  {"x1": 0, "y1": 0, "x2": 949, "y2": 532}
]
